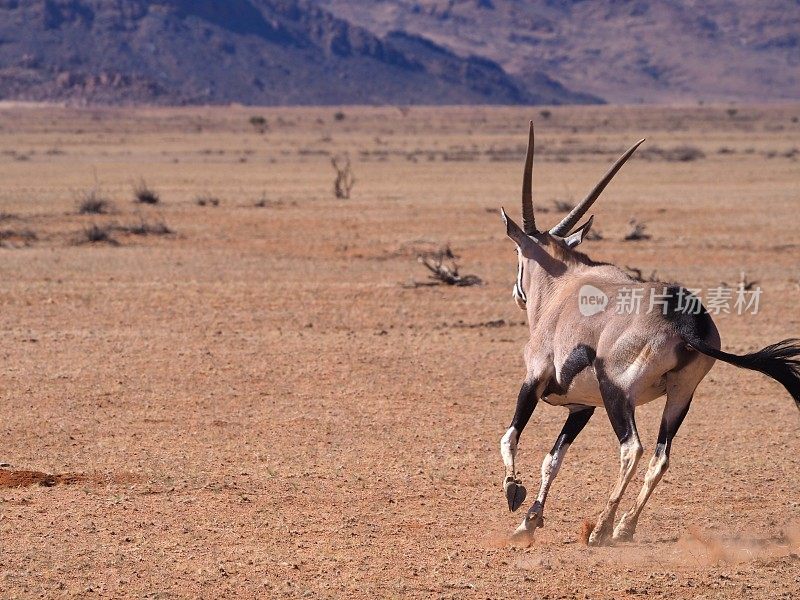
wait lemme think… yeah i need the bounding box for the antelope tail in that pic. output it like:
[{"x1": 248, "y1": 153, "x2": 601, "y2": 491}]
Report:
[{"x1": 684, "y1": 335, "x2": 800, "y2": 410}]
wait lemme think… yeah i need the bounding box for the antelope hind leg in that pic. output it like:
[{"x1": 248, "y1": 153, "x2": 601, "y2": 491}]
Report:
[
  {"x1": 588, "y1": 379, "x2": 643, "y2": 547},
  {"x1": 614, "y1": 370, "x2": 701, "y2": 541}
]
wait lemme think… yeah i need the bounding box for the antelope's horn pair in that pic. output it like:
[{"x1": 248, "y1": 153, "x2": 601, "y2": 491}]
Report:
[{"x1": 519, "y1": 120, "x2": 645, "y2": 237}]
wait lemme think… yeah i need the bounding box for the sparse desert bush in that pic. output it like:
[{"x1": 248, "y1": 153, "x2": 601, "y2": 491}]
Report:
[
  {"x1": 332, "y1": 155, "x2": 355, "y2": 199},
  {"x1": 195, "y1": 195, "x2": 220, "y2": 207},
  {"x1": 668, "y1": 145, "x2": 705, "y2": 162},
  {"x1": 643, "y1": 145, "x2": 706, "y2": 162},
  {"x1": 625, "y1": 266, "x2": 659, "y2": 282},
  {"x1": 79, "y1": 224, "x2": 117, "y2": 245},
  {"x1": 254, "y1": 193, "x2": 278, "y2": 208},
  {"x1": 0, "y1": 228, "x2": 37, "y2": 248},
  {"x1": 249, "y1": 115, "x2": 267, "y2": 133},
  {"x1": 442, "y1": 150, "x2": 479, "y2": 162},
  {"x1": 410, "y1": 245, "x2": 482, "y2": 287},
  {"x1": 78, "y1": 190, "x2": 113, "y2": 214},
  {"x1": 117, "y1": 218, "x2": 174, "y2": 236},
  {"x1": 334, "y1": 111, "x2": 346, "y2": 121},
  {"x1": 624, "y1": 219, "x2": 651, "y2": 241},
  {"x1": 539, "y1": 109, "x2": 552, "y2": 120},
  {"x1": 721, "y1": 271, "x2": 759, "y2": 292},
  {"x1": 133, "y1": 179, "x2": 160, "y2": 204},
  {"x1": 553, "y1": 199, "x2": 575, "y2": 213}
]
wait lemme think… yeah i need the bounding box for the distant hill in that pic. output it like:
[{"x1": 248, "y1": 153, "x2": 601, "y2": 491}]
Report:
[
  {"x1": 318, "y1": 0, "x2": 800, "y2": 104},
  {"x1": 2, "y1": 1, "x2": 796, "y2": 106},
  {"x1": 0, "y1": 0, "x2": 598, "y2": 106}
]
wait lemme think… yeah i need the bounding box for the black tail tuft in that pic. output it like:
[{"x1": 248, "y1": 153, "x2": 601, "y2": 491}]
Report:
[{"x1": 688, "y1": 337, "x2": 800, "y2": 410}]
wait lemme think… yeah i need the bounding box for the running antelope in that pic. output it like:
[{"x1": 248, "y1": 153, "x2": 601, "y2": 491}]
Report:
[{"x1": 499, "y1": 123, "x2": 800, "y2": 546}]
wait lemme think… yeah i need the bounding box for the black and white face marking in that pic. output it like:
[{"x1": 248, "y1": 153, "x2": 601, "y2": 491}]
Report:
[{"x1": 513, "y1": 248, "x2": 527, "y2": 310}]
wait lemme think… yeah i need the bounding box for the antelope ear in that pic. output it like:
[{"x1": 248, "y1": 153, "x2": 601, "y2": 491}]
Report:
[
  {"x1": 563, "y1": 215, "x2": 594, "y2": 248},
  {"x1": 501, "y1": 207, "x2": 531, "y2": 245}
]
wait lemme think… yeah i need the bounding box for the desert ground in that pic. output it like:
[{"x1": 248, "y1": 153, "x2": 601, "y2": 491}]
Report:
[{"x1": 0, "y1": 103, "x2": 799, "y2": 598}]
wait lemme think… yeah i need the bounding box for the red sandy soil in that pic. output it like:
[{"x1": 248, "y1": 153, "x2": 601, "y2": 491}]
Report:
[{"x1": 0, "y1": 103, "x2": 798, "y2": 598}]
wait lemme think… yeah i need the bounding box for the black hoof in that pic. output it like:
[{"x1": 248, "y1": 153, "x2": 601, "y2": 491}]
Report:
[{"x1": 504, "y1": 478, "x2": 527, "y2": 512}]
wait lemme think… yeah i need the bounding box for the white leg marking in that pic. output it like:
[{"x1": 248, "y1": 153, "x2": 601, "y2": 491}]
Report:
[
  {"x1": 535, "y1": 443, "x2": 571, "y2": 504},
  {"x1": 500, "y1": 426, "x2": 519, "y2": 477}
]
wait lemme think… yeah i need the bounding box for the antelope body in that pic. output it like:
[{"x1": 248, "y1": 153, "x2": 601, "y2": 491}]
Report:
[{"x1": 499, "y1": 123, "x2": 800, "y2": 546}]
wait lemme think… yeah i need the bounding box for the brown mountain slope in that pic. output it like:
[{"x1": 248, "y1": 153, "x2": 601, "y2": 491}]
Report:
[
  {"x1": 317, "y1": 0, "x2": 800, "y2": 104},
  {"x1": 0, "y1": 0, "x2": 598, "y2": 105}
]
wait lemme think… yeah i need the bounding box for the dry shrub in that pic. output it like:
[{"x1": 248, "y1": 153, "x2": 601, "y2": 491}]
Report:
[
  {"x1": 625, "y1": 265, "x2": 659, "y2": 282},
  {"x1": 78, "y1": 189, "x2": 113, "y2": 214},
  {"x1": 0, "y1": 229, "x2": 37, "y2": 248},
  {"x1": 720, "y1": 271, "x2": 759, "y2": 291},
  {"x1": 624, "y1": 219, "x2": 651, "y2": 241},
  {"x1": 642, "y1": 145, "x2": 705, "y2": 162},
  {"x1": 332, "y1": 155, "x2": 355, "y2": 199},
  {"x1": 133, "y1": 179, "x2": 160, "y2": 204},
  {"x1": 411, "y1": 245, "x2": 482, "y2": 287},
  {"x1": 195, "y1": 195, "x2": 220, "y2": 207},
  {"x1": 553, "y1": 199, "x2": 575, "y2": 213},
  {"x1": 79, "y1": 224, "x2": 117, "y2": 245},
  {"x1": 249, "y1": 115, "x2": 267, "y2": 133},
  {"x1": 117, "y1": 218, "x2": 173, "y2": 236}
]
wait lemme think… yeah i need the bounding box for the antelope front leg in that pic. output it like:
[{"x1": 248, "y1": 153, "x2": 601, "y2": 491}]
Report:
[
  {"x1": 513, "y1": 407, "x2": 595, "y2": 542},
  {"x1": 500, "y1": 380, "x2": 538, "y2": 511}
]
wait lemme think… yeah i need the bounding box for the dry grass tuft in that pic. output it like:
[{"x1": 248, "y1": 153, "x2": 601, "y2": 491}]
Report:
[
  {"x1": 553, "y1": 199, "x2": 575, "y2": 213},
  {"x1": 0, "y1": 229, "x2": 37, "y2": 248},
  {"x1": 624, "y1": 219, "x2": 651, "y2": 241},
  {"x1": 133, "y1": 179, "x2": 160, "y2": 204},
  {"x1": 332, "y1": 155, "x2": 355, "y2": 199},
  {"x1": 79, "y1": 224, "x2": 117, "y2": 245},
  {"x1": 117, "y1": 218, "x2": 174, "y2": 236},
  {"x1": 642, "y1": 144, "x2": 705, "y2": 162},
  {"x1": 78, "y1": 190, "x2": 113, "y2": 214},
  {"x1": 195, "y1": 195, "x2": 221, "y2": 207},
  {"x1": 625, "y1": 265, "x2": 659, "y2": 282}
]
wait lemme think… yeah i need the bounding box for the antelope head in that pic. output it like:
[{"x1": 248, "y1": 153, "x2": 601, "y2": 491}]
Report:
[{"x1": 501, "y1": 122, "x2": 645, "y2": 310}]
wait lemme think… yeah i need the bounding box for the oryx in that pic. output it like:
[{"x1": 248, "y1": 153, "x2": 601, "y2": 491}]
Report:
[{"x1": 499, "y1": 122, "x2": 800, "y2": 546}]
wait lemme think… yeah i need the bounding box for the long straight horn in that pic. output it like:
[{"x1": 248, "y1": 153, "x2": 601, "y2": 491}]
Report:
[
  {"x1": 521, "y1": 121, "x2": 536, "y2": 234},
  {"x1": 549, "y1": 138, "x2": 645, "y2": 237}
]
